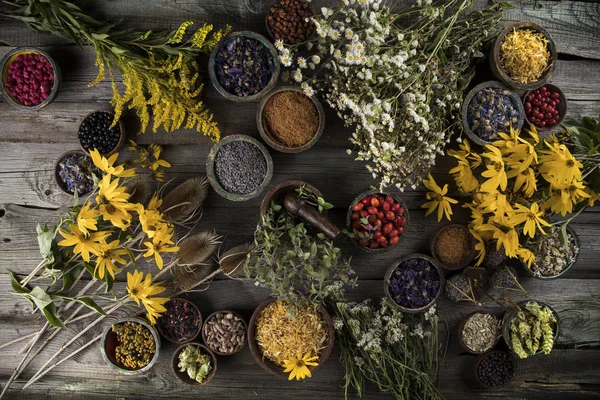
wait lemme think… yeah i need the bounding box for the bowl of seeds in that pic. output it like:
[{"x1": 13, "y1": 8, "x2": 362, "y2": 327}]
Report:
[
  {"x1": 54, "y1": 150, "x2": 96, "y2": 196},
  {"x1": 491, "y1": 22, "x2": 557, "y2": 91},
  {"x1": 265, "y1": 0, "x2": 316, "y2": 45},
  {"x1": 521, "y1": 225, "x2": 580, "y2": 279},
  {"x1": 156, "y1": 298, "x2": 203, "y2": 344},
  {"x1": 474, "y1": 350, "x2": 517, "y2": 389},
  {"x1": 461, "y1": 81, "x2": 524, "y2": 146},
  {"x1": 458, "y1": 312, "x2": 502, "y2": 354},
  {"x1": 78, "y1": 110, "x2": 126, "y2": 157},
  {"x1": 257, "y1": 86, "x2": 325, "y2": 153},
  {"x1": 209, "y1": 31, "x2": 280, "y2": 102},
  {"x1": 206, "y1": 134, "x2": 273, "y2": 202},
  {"x1": 172, "y1": 343, "x2": 217, "y2": 386},
  {"x1": 202, "y1": 310, "x2": 247, "y2": 356},
  {"x1": 430, "y1": 224, "x2": 476, "y2": 271},
  {"x1": 100, "y1": 317, "x2": 160, "y2": 375}
]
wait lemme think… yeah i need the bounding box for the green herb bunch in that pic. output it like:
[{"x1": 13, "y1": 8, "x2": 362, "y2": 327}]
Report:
[
  {"x1": 333, "y1": 299, "x2": 442, "y2": 400},
  {"x1": 178, "y1": 345, "x2": 213, "y2": 383},
  {"x1": 245, "y1": 187, "x2": 356, "y2": 307},
  {"x1": 1, "y1": 0, "x2": 229, "y2": 139},
  {"x1": 509, "y1": 301, "x2": 557, "y2": 359}
]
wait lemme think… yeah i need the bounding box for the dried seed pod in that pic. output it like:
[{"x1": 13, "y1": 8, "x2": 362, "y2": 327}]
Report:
[
  {"x1": 173, "y1": 264, "x2": 219, "y2": 292},
  {"x1": 161, "y1": 176, "x2": 209, "y2": 221},
  {"x1": 178, "y1": 231, "x2": 222, "y2": 266},
  {"x1": 220, "y1": 242, "x2": 253, "y2": 279},
  {"x1": 125, "y1": 175, "x2": 152, "y2": 205}
]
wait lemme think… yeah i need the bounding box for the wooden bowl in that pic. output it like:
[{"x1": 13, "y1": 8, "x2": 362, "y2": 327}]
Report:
[
  {"x1": 247, "y1": 297, "x2": 335, "y2": 378},
  {"x1": 202, "y1": 310, "x2": 247, "y2": 356},
  {"x1": 346, "y1": 189, "x2": 409, "y2": 253},
  {"x1": 265, "y1": 0, "x2": 316, "y2": 45},
  {"x1": 384, "y1": 253, "x2": 444, "y2": 314},
  {"x1": 100, "y1": 317, "x2": 160, "y2": 375},
  {"x1": 259, "y1": 180, "x2": 322, "y2": 218},
  {"x1": 257, "y1": 86, "x2": 325, "y2": 153},
  {"x1": 54, "y1": 150, "x2": 95, "y2": 196},
  {"x1": 461, "y1": 81, "x2": 525, "y2": 146},
  {"x1": 171, "y1": 343, "x2": 217, "y2": 386},
  {"x1": 458, "y1": 311, "x2": 501, "y2": 354},
  {"x1": 521, "y1": 225, "x2": 579, "y2": 280},
  {"x1": 490, "y1": 22, "x2": 557, "y2": 91},
  {"x1": 78, "y1": 110, "x2": 126, "y2": 157},
  {"x1": 0, "y1": 47, "x2": 61, "y2": 110},
  {"x1": 522, "y1": 83, "x2": 568, "y2": 132},
  {"x1": 206, "y1": 134, "x2": 274, "y2": 202},
  {"x1": 208, "y1": 31, "x2": 280, "y2": 103},
  {"x1": 474, "y1": 350, "x2": 517, "y2": 389},
  {"x1": 430, "y1": 224, "x2": 476, "y2": 271},
  {"x1": 156, "y1": 298, "x2": 203, "y2": 344}
]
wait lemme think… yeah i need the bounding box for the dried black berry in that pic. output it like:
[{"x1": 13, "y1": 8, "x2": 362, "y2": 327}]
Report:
[
  {"x1": 78, "y1": 111, "x2": 121, "y2": 154},
  {"x1": 476, "y1": 351, "x2": 515, "y2": 388}
]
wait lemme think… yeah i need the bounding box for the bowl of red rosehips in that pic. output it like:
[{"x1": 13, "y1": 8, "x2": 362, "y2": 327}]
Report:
[
  {"x1": 346, "y1": 190, "x2": 409, "y2": 251},
  {"x1": 522, "y1": 84, "x2": 567, "y2": 131},
  {"x1": 1, "y1": 47, "x2": 61, "y2": 110}
]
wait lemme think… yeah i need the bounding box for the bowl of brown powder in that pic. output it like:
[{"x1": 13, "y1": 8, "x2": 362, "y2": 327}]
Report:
[
  {"x1": 257, "y1": 86, "x2": 325, "y2": 153},
  {"x1": 430, "y1": 224, "x2": 476, "y2": 271}
]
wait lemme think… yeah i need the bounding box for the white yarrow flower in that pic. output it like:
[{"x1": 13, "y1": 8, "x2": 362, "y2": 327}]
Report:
[{"x1": 293, "y1": 69, "x2": 303, "y2": 82}]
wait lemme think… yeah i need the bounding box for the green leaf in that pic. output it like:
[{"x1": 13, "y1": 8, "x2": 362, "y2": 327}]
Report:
[
  {"x1": 42, "y1": 304, "x2": 66, "y2": 329},
  {"x1": 111, "y1": 46, "x2": 126, "y2": 55},
  {"x1": 73, "y1": 190, "x2": 79, "y2": 207},
  {"x1": 104, "y1": 272, "x2": 114, "y2": 293},
  {"x1": 76, "y1": 297, "x2": 106, "y2": 315},
  {"x1": 36, "y1": 224, "x2": 56, "y2": 260},
  {"x1": 91, "y1": 33, "x2": 109, "y2": 40},
  {"x1": 8, "y1": 271, "x2": 30, "y2": 294},
  {"x1": 26, "y1": 287, "x2": 53, "y2": 311},
  {"x1": 310, "y1": 242, "x2": 317, "y2": 258},
  {"x1": 560, "y1": 223, "x2": 569, "y2": 250}
]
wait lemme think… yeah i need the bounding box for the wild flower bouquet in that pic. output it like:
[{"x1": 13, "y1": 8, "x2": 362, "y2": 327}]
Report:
[
  {"x1": 333, "y1": 299, "x2": 442, "y2": 400},
  {"x1": 422, "y1": 117, "x2": 600, "y2": 268},
  {"x1": 276, "y1": 0, "x2": 509, "y2": 190}
]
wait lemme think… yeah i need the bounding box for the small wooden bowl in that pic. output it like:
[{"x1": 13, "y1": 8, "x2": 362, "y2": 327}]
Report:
[
  {"x1": 202, "y1": 310, "x2": 247, "y2": 356},
  {"x1": 522, "y1": 83, "x2": 568, "y2": 132},
  {"x1": 208, "y1": 31, "x2": 281, "y2": 103},
  {"x1": 502, "y1": 300, "x2": 560, "y2": 358},
  {"x1": 206, "y1": 134, "x2": 274, "y2": 202},
  {"x1": 474, "y1": 350, "x2": 517, "y2": 389},
  {"x1": 490, "y1": 22, "x2": 557, "y2": 91},
  {"x1": 458, "y1": 311, "x2": 501, "y2": 354},
  {"x1": 346, "y1": 189, "x2": 409, "y2": 253},
  {"x1": 259, "y1": 180, "x2": 322, "y2": 218},
  {"x1": 100, "y1": 317, "x2": 160, "y2": 375},
  {"x1": 78, "y1": 110, "x2": 126, "y2": 157},
  {"x1": 54, "y1": 150, "x2": 95, "y2": 196},
  {"x1": 156, "y1": 298, "x2": 203, "y2": 344},
  {"x1": 461, "y1": 80, "x2": 525, "y2": 146},
  {"x1": 0, "y1": 47, "x2": 61, "y2": 110},
  {"x1": 247, "y1": 297, "x2": 335, "y2": 378},
  {"x1": 172, "y1": 343, "x2": 217, "y2": 386},
  {"x1": 265, "y1": 0, "x2": 316, "y2": 45},
  {"x1": 521, "y1": 225, "x2": 579, "y2": 280},
  {"x1": 430, "y1": 224, "x2": 476, "y2": 271},
  {"x1": 384, "y1": 253, "x2": 444, "y2": 314},
  {"x1": 257, "y1": 86, "x2": 325, "y2": 153}
]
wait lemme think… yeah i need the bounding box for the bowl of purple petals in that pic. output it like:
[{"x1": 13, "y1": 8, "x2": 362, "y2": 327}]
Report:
[
  {"x1": 54, "y1": 150, "x2": 96, "y2": 196},
  {"x1": 209, "y1": 31, "x2": 280, "y2": 102},
  {"x1": 384, "y1": 253, "x2": 444, "y2": 313}
]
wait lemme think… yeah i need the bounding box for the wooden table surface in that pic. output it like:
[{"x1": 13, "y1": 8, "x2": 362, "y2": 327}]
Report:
[{"x1": 1, "y1": 1, "x2": 600, "y2": 399}]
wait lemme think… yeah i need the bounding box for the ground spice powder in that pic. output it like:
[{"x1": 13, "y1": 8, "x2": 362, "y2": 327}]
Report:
[
  {"x1": 263, "y1": 91, "x2": 318, "y2": 147},
  {"x1": 435, "y1": 227, "x2": 471, "y2": 265}
]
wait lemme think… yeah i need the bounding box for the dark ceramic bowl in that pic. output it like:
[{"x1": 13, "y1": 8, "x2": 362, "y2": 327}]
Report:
[
  {"x1": 172, "y1": 343, "x2": 217, "y2": 386},
  {"x1": 156, "y1": 298, "x2": 203, "y2": 344},
  {"x1": 346, "y1": 189, "x2": 409, "y2": 253},
  {"x1": 257, "y1": 86, "x2": 325, "y2": 153},
  {"x1": 264, "y1": 0, "x2": 316, "y2": 45},
  {"x1": 100, "y1": 317, "x2": 160, "y2": 375},
  {"x1": 461, "y1": 80, "x2": 525, "y2": 146},
  {"x1": 201, "y1": 310, "x2": 247, "y2": 356},
  {"x1": 247, "y1": 297, "x2": 334, "y2": 378},
  {"x1": 208, "y1": 31, "x2": 281, "y2": 103},
  {"x1": 490, "y1": 22, "x2": 557, "y2": 91},
  {"x1": 523, "y1": 83, "x2": 568, "y2": 132},
  {"x1": 78, "y1": 110, "x2": 126, "y2": 157},
  {"x1": 474, "y1": 350, "x2": 517, "y2": 389},
  {"x1": 206, "y1": 134, "x2": 274, "y2": 202},
  {"x1": 521, "y1": 225, "x2": 579, "y2": 280},
  {"x1": 458, "y1": 311, "x2": 501, "y2": 354},
  {"x1": 384, "y1": 253, "x2": 445, "y2": 314},
  {"x1": 0, "y1": 47, "x2": 61, "y2": 110},
  {"x1": 54, "y1": 150, "x2": 95, "y2": 197},
  {"x1": 430, "y1": 224, "x2": 476, "y2": 271},
  {"x1": 259, "y1": 180, "x2": 322, "y2": 218},
  {"x1": 502, "y1": 300, "x2": 560, "y2": 358}
]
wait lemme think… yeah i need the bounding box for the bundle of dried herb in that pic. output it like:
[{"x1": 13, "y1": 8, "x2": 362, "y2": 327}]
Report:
[{"x1": 509, "y1": 301, "x2": 557, "y2": 359}]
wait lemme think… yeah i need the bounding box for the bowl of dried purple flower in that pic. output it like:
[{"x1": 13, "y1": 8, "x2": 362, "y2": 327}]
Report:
[
  {"x1": 384, "y1": 253, "x2": 444, "y2": 314},
  {"x1": 209, "y1": 31, "x2": 280, "y2": 102},
  {"x1": 54, "y1": 150, "x2": 96, "y2": 196}
]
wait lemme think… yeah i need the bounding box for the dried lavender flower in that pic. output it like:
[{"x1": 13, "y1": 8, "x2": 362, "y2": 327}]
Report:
[{"x1": 445, "y1": 274, "x2": 470, "y2": 303}]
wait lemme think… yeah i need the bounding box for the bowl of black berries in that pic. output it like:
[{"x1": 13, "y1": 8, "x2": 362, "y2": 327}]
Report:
[
  {"x1": 474, "y1": 350, "x2": 517, "y2": 389},
  {"x1": 206, "y1": 134, "x2": 274, "y2": 202},
  {"x1": 384, "y1": 253, "x2": 444, "y2": 314},
  {"x1": 78, "y1": 110, "x2": 125, "y2": 157},
  {"x1": 54, "y1": 150, "x2": 96, "y2": 196},
  {"x1": 208, "y1": 31, "x2": 280, "y2": 103}
]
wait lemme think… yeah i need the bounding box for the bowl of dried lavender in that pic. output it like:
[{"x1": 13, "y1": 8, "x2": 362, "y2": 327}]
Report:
[
  {"x1": 461, "y1": 81, "x2": 524, "y2": 146},
  {"x1": 156, "y1": 298, "x2": 203, "y2": 344},
  {"x1": 209, "y1": 31, "x2": 280, "y2": 102},
  {"x1": 206, "y1": 134, "x2": 273, "y2": 202},
  {"x1": 521, "y1": 225, "x2": 580, "y2": 279},
  {"x1": 54, "y1": 150, "x2": 96, "y2": 196}
]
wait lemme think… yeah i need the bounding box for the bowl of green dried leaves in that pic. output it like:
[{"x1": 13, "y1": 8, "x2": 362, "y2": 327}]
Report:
[{"x1": 172, "y1": 343, "x2": 217, "y2": 386}]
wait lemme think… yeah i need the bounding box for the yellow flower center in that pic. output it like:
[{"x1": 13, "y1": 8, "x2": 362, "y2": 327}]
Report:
[
  {"x1": 296, "y1": 360, "x2": 305, "y2": 368},
  {"x1": 494, "y1": 162, "x2": 503, "y2": 172},
  {"x1": 435, "y1": 194, "x2": 444, "y2": 202},
  {"x1": 566, "y1": 160, "x2": 575, "y2": 168}
]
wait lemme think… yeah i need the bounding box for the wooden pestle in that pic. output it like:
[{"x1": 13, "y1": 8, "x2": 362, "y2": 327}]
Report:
[{"x1": 283, "y1": 193, "x2": 340, "y2": 239}]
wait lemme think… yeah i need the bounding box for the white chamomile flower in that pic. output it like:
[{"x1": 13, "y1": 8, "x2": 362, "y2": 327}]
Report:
[
  {"x1": 297, "y1": 57, "x2": 308, "y2": 69},
  {"x1": 345, "y1": 29, "x2": 354, "y2": 40},
  {"x1": 293, "y1": 69, "x2": 303, "y2": 82},
  {"x1": 282, "y1": 48, "x2": 290, "y2": 56},
  {"x1": 311, "y1": 55, "x2": 321, "y2": 65},
  {"x1": 333, "y1": 49, "x2": 342, "y2": 60},
  {"x1": 279, "y1": 55, "x2": 292, "y2": 67},
  {"x1": 352, "y1": 42, "x2": 364, "y2": 53},
  {"x1": 303, "y1": 85, "x2": 315, "y2": 96},
  {"x1": 345, "y1": 52, "x2": 354, "y2": 63},
  {"x1": 274, "y1": 39, "x2": 284, "y2": 51},
  {"x1": 331, "y1": 29, "x2": 340, "y2": 40}
]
